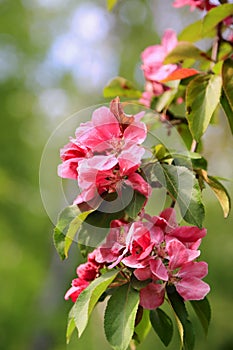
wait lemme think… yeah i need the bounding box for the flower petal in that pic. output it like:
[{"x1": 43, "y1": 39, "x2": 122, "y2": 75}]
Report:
[
  {"x1": 139, "y1": 283, "x2": 165, "y2": 309},
  {"x1": 176, "y1": 277, "x2": 210, "y2": 300}
]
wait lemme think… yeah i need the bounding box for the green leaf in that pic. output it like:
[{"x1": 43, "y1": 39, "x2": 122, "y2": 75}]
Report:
[
  {"x1": 134, "y1": 309, "x2": 151, "y2": 345},
  {"x1": 153, "y1": 80, "x2": 179, "y2": 112},
  {"x1": 149, "y1": 163, "x2": 205, "y2": 227},
  {"x1": 73, "y1": 270, "x2": 119, "y2": 338},
  {"x1": 66, "y1": 306, "x2": 76, "y2": 344},
  {"x1": 222, "y1": 59, "x2": 233, "y2": 134},
  {"x1": 190, "y1": 297, "x2": 211, "y2": 336},
  {"x1": 103, "y1": 76, "x2": 142, "y2": 98},
  {"x1": 179, "y1": 4, "x2": 233, "y2": 42},
  {"x1": 178, "y1": 19, "x2": 214, "y2": 43},
  {"x1": 124, "y1": 191, "x2": 146, "y2": 219},
  {"x1": 164, "y1": 42, "x2": 210, "y2": 64},
  {"x1": 167, "y1": 286, "x2": 195, "y2": 350},
  {"x1": 202, "y1": 4, "x2": 233, "y2": 36},
  {"x1": 64, "y1": 209, "x2": 94, "y2": 258},
  {"x1": 150, "y1": 308, "x2": 173, "y2": 347},
  {"x1": 186, "y1": 74, "x2": 222, "y2": 142},
  {"x1": 107, "y1": 0, "x2": 118, "y2": 11},
  {"x1": 53, "y1": 205, "x2": 81, "y2": 260},
  {"x1": 221, "y1": 90, "x2": 233, "y2": 134},
  {"x1": 104, "y1": 284, "x2": 139, "y2": 350},
  {"x1": 200, "y1": 170, "x2": 231, "y2": 218}
]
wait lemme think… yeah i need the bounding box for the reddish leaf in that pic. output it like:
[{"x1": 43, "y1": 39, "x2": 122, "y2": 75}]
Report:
[{"x1": 160, "y1": 68, "x2": 199, "y2": 83}]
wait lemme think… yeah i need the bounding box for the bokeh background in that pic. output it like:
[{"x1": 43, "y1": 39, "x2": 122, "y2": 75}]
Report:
[{"x1": 0, "y1": 0, "x2": 232, "y2": 349}]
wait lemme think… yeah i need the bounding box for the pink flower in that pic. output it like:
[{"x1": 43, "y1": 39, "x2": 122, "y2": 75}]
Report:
[
  {"x1": 95, "y1": 220, "x2": 129, "y2": 267},
  {"x1": 173, "y1": 0, "x2": 215, "y2": 11},
  {"x1": 64, "y1": 278, "x2": 89, "y2": 302},
  {"x1": 58, "y1": 141, "x2": 91, "y2": 180},
  {"x1": 139, "y1": 282, "x2": 166, "y2": 310},
  {"x1": 76, "y1": 261, "x2": 99, "y2": 281},
  {"x1": 122, "y1": 221, "x2": 155, "y2": 268},
  {"x1": 171, "y1": 261, "x2": 210, "y2": 300},
  {"x1": 141, "y1": 29, "x2": 178, "y2": 83},
  {"x1": 74, "y1": 158, "x2": 151, "y2": 207}
]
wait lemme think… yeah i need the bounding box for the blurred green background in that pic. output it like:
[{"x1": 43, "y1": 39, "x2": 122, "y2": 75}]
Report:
[{"x1": 0, "y1": 0, "x2": 232, "y2": 349}]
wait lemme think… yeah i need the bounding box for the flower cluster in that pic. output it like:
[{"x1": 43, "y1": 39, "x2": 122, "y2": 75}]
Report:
[
  {"x1": 58, "y1": 97, "x2": 151, "y2": 207},
  {"x1": 173, "y1": 0, "x2": 215, "y2": 11},
  {"x1": 140, "y1": 29, "x2": 178, "y2": 107},
  {"x1": 65, "y1": 208, "x2": 210, "y2": 309}
]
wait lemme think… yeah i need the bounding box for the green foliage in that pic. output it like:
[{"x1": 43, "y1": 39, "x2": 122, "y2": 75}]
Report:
[
  {"x1": 53, "y1": 206, "x2": 93, "y2": 260},
  {"x1": 186, "y1": 74, "x2": 222, "y2": 142},
  {"x1": 150, "y1": 308, "x2": 173, "y2": 347},
  {"x1": 190, "y1": 298, "x2": 211, "y2": 336},
  {"x1": 164, "y1": 42, "x2": 210, "y2": 65},
  {"x1": 133, "y1": 309, "x2": 151, "y2": 345},
  {"x1": 124, "y1": 191, "x2": 146, "y2": 219},
  {"x1": 221, "y1": 59, "x2": 233, "y2": 134},
  {"x1": 73, "y1": 270, "x2": 119, "y2": 339},
  {"x1": 167, "y1": 287, "x2": 195, "y2": 350},
  {"x1": 179, "y1": 4, "x2": 233, "y2": 42},
  {"x1": 104, "y1": 284, "x2": 139, "y2": 350},
  {"x1": 149, "y1": 163, "x2": 205, "y2": 227},
  {"x1": 200, "y1": 170, "x2": 231, "y2": 218},
  {"x1": 103, "y1": 76, "x2": 142, "y2": 99}
]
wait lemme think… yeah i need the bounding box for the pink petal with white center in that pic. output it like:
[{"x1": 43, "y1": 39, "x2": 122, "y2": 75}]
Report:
[
  {"x1": 92, "y1": 106, "x2": 118, "y2": 126},
  {"x1": 162, "y1": 29, "x2": 178, "y2": 54},
  {"x1": 134, "y1": 267, "x2": 152, "y2": 281},
  {"x1": 176, "y1": 277, "x2": 210, "y2": 300},
  {"x1": 149, "y1": 226, "x2": 164, "y2": 245},
  {"x1": 141, "y1": 45, "x2": 166, "y2": 65},
  {"x1": 122, "y1": 255, "x2": 148, "y2": 268},
  {"x1": 139, "y1": 283, "x2": 165, "y2": 309},
  {"x1": 178, "y1": 261, "x2": 208, "y2": 279},
  {"x1": 123, "y1": 122, "x2": 147, "y2": 144},
  {"x1": 118, "y1": 146, "x2": 144, "y2": 172},
  {"x1": 147, "y1": 64, "x2": 178, "y2": 82},
  {"x1": 167, "y1": 239, "x2": 189, "y2": 270},
  {"x1": 150, "y1": 259, "x2": 169, "y2": 281}
]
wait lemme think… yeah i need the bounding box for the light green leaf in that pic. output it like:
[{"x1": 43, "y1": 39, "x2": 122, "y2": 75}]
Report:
[
  {"x1": 202, "y1": 4, "x2": 233, "y2": 36},
  {"x1": 221, "y1": 90, "x2": 233, "y2": 134},
  {"x1": 149, "y1": 163, "x2": 205, "y2": 227},
  {"x1": 179, "y1": 4, "x2": 233, "y2": 42},
  {"x1": 186, "y1": 74, "x2": 222, "y2": 142},
  {"x1": 103, "y1": 76, "x2": 142, "y2": 98},
  {"x1": 164, "y1": 42, "x2": 210, "y2": 64},
  {"x1": 104, "y1": 284, "x2": 139, "y2": 350},
  {"x1": 107, "y1": 0, "x2": 118, "y2": 11},
  {"x1": 66, "y1": 306, "x2": 76, "y2": 344},
  {"x1": 73, "y1": 270, "x2": 119, "y2": 338},
  {"x1": 222, "y1": 58, "x2": 233, "y2": 134},
  {"x1": 64, "y1": 209, "x2": 93, "y2": 258},
  {"x1": 167, "y1": 286, "x2": 195, "y2": 350},
  {"x1": 134, "y1": 309, "x2": 151, "y2": 345},
  {"x1": 53, "y1": 205, "x2": 81, "y2": 260},
  {"x1": 150, "y1": 308, "x2": 173, "y2": 347},
  {"x1": 124, "y1": 191, "x2": 146, "y2": 219},
  {"x1": 190, "y1": 297, "x2": 211, "y2": 336},
  {"x1": 200, "y1": 170, "x2": 231, "y2": 218},
  {"x1": 178, "y1": 19, "x2": 214, "y2": 43}
]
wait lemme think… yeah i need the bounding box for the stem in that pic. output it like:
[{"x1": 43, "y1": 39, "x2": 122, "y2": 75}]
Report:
[
  {"x1": 130, "y1": 340, "x2": 136, "y2": 350},
  {"x1": 190, "y1": 139, "x2": 198, "y2": 153},
  {"x1": 210, "y1": 23, "x2": 222, "y2": 70}
]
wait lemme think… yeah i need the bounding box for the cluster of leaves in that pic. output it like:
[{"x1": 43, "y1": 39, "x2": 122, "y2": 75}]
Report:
[{"x1": 53, "y1": 2, "x2": 232, "y2": 350}]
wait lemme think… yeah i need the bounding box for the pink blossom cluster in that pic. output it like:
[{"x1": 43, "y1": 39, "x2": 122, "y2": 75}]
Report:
[
  {"x1": 173, "y1": 0, "x2": 216, "y2": 11},
  {"x1": 65, "y1": 208, "x2": 210, "y2": 309},
  {"x1": 140, "y1": 29, "x2": 178, "y2": 107},
  {"x1": 58, "y1": 98, "x2": 151, "y2": 207}
]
